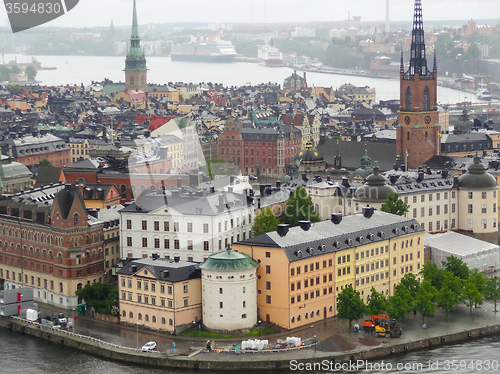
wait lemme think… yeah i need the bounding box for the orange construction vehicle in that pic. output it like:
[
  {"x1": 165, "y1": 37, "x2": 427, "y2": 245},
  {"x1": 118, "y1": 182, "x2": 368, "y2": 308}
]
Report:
[{"x1": 363, "y1": 314, "x2": 390, "y2": 332}]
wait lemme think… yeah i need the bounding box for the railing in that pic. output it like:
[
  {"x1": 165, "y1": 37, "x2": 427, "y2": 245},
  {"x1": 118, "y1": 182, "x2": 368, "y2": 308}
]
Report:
[{"x1": 11, "y1": 316, "x2": 161, "y2": 354}]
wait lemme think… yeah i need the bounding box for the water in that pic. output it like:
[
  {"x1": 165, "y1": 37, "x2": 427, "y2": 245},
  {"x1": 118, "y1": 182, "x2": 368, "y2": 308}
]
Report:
[
  {"x1": 6, "y1": 54, "x2": 481, "y2": 105},
  {"x1": 0, "y1": 327, "x2": 498, "y2": 373}
]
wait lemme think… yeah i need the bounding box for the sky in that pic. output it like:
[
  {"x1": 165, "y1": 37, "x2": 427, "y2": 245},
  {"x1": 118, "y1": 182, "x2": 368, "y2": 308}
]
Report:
[{"x1": 1, "y1": 0, "x2": 500, "y2": 30}]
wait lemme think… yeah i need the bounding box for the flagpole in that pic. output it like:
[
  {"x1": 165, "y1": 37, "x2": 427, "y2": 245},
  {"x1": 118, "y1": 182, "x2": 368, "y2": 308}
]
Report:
[{"x1": 405, "y1": 149, "x2": 408, "y2": 171}]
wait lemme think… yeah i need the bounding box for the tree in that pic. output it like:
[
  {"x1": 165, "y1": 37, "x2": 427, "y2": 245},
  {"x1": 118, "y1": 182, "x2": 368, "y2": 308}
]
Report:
[
  {"x1": 380, "y1": 193, "x2": 409, "y2": 216},
  {"x1": 25, "y1": 66, "x2": 37, "y2": 81},
  {"x1": 436, "y1": 272, "x2": 463, "y2": 321},
  {"x1": 75, "y1": 282, "x2": 119, "y2": 315},
  {"x1": 442, "y1": 255, "x2": 470, "y2": 281},
  {"x1": 414, "y1": 280, "x2": 437, "y2": 324},
  {"x1": 462, "y1": 278, "x2": 482, "y2": 319},
  {"x1": 367, "y1": 287, "x2": 386, "y2": 315},
  {"x1": 336, "y1": 285, "x2": 366, "y2": 331},
  {"x1": 485, "y1": 277, "x2": 500, "y2": 313},
  {"x1": 39, "y1": 158, "x2": 52, "y2": 167},
  {"x1": 252, "y1": 207, "x2": 279, "y2": 237},
  {"x1": 420, "y1": 261, "x2": 445, "y2": 290},
  {"x1": 283, "y1": 186, "x2": 320, "y2": 227},
  {"x1": 386, "y1": 284, "x2": 412, "y2": 321},
  {"x1": 399, "y1": 273, "x2": 420, "y2": 300}
]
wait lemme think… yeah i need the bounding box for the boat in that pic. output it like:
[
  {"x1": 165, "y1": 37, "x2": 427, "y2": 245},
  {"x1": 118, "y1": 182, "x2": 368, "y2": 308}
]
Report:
[
  {"x1": 170, "y1": 38, "x2": 237, "y2": 63},
  {"x1": 257, "y1": 40, "x2": 283, "y2": 67},
  {"x1": 476, "y1": 82, "x2": 492, "y2": 101}
]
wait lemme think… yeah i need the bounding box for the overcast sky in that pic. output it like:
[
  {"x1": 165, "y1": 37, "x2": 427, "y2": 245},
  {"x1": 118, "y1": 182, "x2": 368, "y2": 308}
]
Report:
[{"x1": 2, "y1": 0, "x2": 500, "y2": 30}]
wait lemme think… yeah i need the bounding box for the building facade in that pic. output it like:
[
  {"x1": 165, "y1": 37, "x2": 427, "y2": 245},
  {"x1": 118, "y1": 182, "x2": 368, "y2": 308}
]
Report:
[{"x1": 234, "y1": 209, "x2": 424, "y2": 330}]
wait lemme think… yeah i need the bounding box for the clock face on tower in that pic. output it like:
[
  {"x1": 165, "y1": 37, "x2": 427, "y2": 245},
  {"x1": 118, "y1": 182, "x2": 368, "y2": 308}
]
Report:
[
  {"x1": 404, "y1": 116, "x2": 411, "y2": 125},
  {"x1": 425, "y1": 115, "x2": 432, "y2": 124}
]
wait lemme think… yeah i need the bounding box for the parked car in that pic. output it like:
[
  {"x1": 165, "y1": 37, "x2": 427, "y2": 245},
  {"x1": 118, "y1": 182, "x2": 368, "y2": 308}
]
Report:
[
  {"x1": 57, "y1": 313, "x2": 67, "y2": 325},
  {"x1": 142, "y1": 341, "x2": 157, "y2": 352},
  {"x1": 249, "y1": 175, "x2": 258, "y2": 180}
]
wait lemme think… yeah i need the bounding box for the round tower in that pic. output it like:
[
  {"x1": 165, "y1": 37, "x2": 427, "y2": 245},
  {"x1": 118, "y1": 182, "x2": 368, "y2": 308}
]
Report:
[{"x1": 199, "y1": 248, "x2": 259, "y2": 330}]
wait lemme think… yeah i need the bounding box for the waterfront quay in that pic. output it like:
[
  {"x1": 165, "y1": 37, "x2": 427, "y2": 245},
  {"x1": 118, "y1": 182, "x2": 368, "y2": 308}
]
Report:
[{"x1": 1, "y1": 302, "x2": 499, "y2": 371}]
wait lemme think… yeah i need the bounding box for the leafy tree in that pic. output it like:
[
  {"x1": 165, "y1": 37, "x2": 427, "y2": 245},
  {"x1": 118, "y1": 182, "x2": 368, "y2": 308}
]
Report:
[
  {"x1": 336, "y1": 285, "x2": 366, "y2": 331},
  {"x1": 380, "y1": 193, "x2": 409, "y2": 216},
  {"x1": 386, "y1": 284, "x2": 412, "y2": 321},
  {"x1": 462, "y1": 278, "x2": 483, "y2": 320},
  {"x1": 367, "y1": 287, "x2": 386, "y2": 315},
  {"x1": 25, "y1": 66, "x2": 37, "y2": 81},
  {"x1": 485, "y1": 277, "x2": 500, "y2": 313},
  {"x1": 414, "y1": 280, "x2": 437, "y2": 324},
  {"x1": 39, "y1": 158, "x2": 52, "y2": 167},
  {"x1": 283, "y1": 186, "x2": 320, "y2": 227},
  {"x1": 75, "y1": 282, "x2": 119, "y2": 316},
  {"x1": 436, "y1": 286, "x2": 459, "y2": 322},
  {"x1": 442, "y1": 255, "x2": 470, "y2": 281},
  {"x1": 252, "y1": 207, "x2": 279, "y2": 237},
  {"x1": 420, "y1": 261, "x2": 445, "y2": 290},
  {"x1": 400, "y1": 273, "x2": 420, "y2": 300}
]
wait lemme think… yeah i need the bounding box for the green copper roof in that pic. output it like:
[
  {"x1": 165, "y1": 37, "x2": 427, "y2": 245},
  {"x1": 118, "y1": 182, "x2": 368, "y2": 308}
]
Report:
[
  {"x1": 199, "y1": 250, "x2": 259, "y2": 271},
  {"x1": 125, "y1": 0, "x2": 147, "y2": 71},
  {"x1": 131, "y1": 0, "x2": 140, "y2": 41}
]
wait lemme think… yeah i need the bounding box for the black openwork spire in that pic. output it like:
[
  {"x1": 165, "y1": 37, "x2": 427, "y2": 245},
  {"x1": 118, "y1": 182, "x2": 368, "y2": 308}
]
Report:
[
  {"x1": 433, "y1": 48, "x2": 437, "y2": 73},
  {"x1": 406, "y1": 0, "x2": 431, "y2": 78},
  {"x1": 400, "y1": 49, "x2": 404, "y2": 73}
]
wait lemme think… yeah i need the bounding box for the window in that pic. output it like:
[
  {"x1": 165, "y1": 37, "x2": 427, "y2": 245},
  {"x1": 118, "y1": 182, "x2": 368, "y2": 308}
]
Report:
[
  {"x1": 164, "y1": 222, "x2": 169, "y2": 231},
  {"x1": 421, "y1": 195, "x2": 425, "y2": 202},
  {"x1": 126, "y1": 220, "x2": 132, "y2": 230},
  {"x1": 266, "y1": 281, "x2": 271, "y2": 290},
  {"x1": 174, "y1": 222, "x2": 179, "y2": 232},
  {"x1": 142, "y1": 238, "x2": 147, "y2": 248},
  {"x1": 436, "y1": 193, "x2": 440, "y2": 201},
  {"x1": 142, "y1": 220, "x2": 147, "y2": 230},
  {"x1": 468, "y1": 192, "x2": 473, "y2": 199},
  {"x1": 429, "y1": 194, "x2": 433, "y2": 202},
  {"x1": 481, "y1": 219, "x2": 487, "y2": 229},
  {"x1": 429, "y1": 207, "x2": 432, "y2": 216},
  {"x1": 452, "y1": 203, "x2": 456, "y2": 213},
  {"x1": 73, "y1": 214, "x2": 79, "y2": 225},
  {"x1": 183, "y1": 284, "x2": 188, "y2": 293},
  {"x1": 436, "y1": 205, "x2": 440, "y2": 215},
  {"x1": 266, "y1": 265, "x2": 270, "y2": 274},
  {"x1": 482, "y1": 204, "x2": 487, "y2": 214},
  {"x1": 482, "y1": 191, "x2": 487, "y2": 199},
  {"x1": 187, "y1": 240, "x2": 193, "y2": 250},
  {"x1": 468, "y1": 204, "x2": 473, "y2": 214},
  {"x1": 429, "y1": 222, "x2": 433, "y2": 231},
  {"x1": 451, "y1": 218, "x2": 456, "y2": 229},
  {"x1": 468, "y1": 219, "x2": 473, "y2": 230},
  {"x1": 187, "y1": 222, "x2": 193, "y2": 232},
  {"x1": 421, "y1": 207, "x2": 425, "y2": 217},
  {"x1": 444, "y1": 204, "x2": 448, "y2": 214},
  {"x1": 154, "y1": 221, "x2": 159, "y2": 231},
  {"x1": 203, "y1": 241, "x2": 209, "y2": 251},
  {"x1": 127, "y1": 237, "x2": 132, "y2": 247},
  {"x1": 164, "y1": 239, "x2": 170, "y2": 249},
  {"x1": 203, "y1": 223, "x2": 209, "y2": 233},
  {"x1": 174, "y1": 240, "x2": 179, "y2": 249},
  {"x1": 413, "y1": 196, "x2": 417, "y2": 203},
  {"x1": 413, "y1": 208, "x2": 417, "y2": 218},
  {"x1": 154, "y1": 238, "x2": 160, "y2": 248}
]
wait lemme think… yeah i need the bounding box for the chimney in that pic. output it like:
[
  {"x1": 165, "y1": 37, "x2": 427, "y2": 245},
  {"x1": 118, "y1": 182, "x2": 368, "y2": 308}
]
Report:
[
  {"x1": 276, "y1": 181, "x2": 281, "y2": 188},
  {"x1": 393, "y1": 164, "x2": 398, "y2": 171},
  {"x1": 151, "y1": 253, "x2": 159, "y2": 260},
  {"x1": 326, "y1": 175, "x2": 331, "y2": 182},
  {"x1": 259, "y1": 184, "x2": 265, "y2": 196},
  {"x1": 218, "y1": 194, "x2": 224, "y2": 207},
  {"x1": 228, "y1": 186, "x2": 233, "y2": 193},
  {"x1": 426, "y1": 167, "x2": 432, "y2": 175},
  {"x1": 277, "y1": 224, "x2": 290, "y2": 237},
  {"x1": 174, "y1": 255, "x2": 180, "y2": 263},
  {"x1": 131, "y1": 265, "x2": 137, "y2": 272},
  {"x1": 302, "y1": 173, "x2": 308, "y2": 182},
  {"x1": 363, "y1": 206, "x2": 375, "y2": 218},
  {"x1": 417, "y1": 171, "x2": 424, "y2": 183},
  {"x1": 331, "y1": 213, "x2": 342, "y2": 224},
  {"x1": 441, "y1": 169, "x2": 449, "y2": 178},
  {"x1": 298, "y1": 220, "x2": 311, "y2": 231},
  {"x1": 400, "y1": 165, "x2": 406, "y2": 172},
  {"x1": 210, "y1": 186, "x2": 215, "y2": 194},
  {"x1": 189, "y1": 174, "x2": 199, "y2": 187},
  {"x1": 230, "y1": 175, "x2": 235, "y2": 185},
  {"x1": 265, "y1": 184, "x2": 272, "y2": 196},
  {"x1": 177, "y1": 178, "x2": 182, "y2": 188},
  {"x1": 389, "y1": 175, "x2": 398, "y2": 184},
  {"x1": 342, "y1": 177, "x2": 350, "y2": 188}
]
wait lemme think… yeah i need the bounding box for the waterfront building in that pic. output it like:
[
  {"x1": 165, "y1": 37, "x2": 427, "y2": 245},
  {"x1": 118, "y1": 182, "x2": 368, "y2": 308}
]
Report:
[
  {"x1": 199, "y1": 249, "x2": 259, "y2": 330},
  {"x1": 118, "y1": 255, "x2": 201, "y2": 333},
  {"x1": 396, "y1": 0, "x2": 440, "y2": 169},
  {"x1": 233, "y1": 209, "x2": 424, "y2": 330},
  {"x1": 94, "y1": 204, "x2": 122, "y2": 279},
  {"x1": 119, "y1": 188, "x2": 253, "y2": 263},
  {"x1": 0, "y1": 184, "x2": 105, "y2": 309},
  {"x1": 124, "y1": 0, "x2": 147, "y2": 91}
]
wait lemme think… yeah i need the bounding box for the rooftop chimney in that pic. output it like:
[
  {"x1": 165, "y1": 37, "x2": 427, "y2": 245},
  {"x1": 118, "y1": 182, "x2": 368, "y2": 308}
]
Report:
[
  {"x1": 230, "y1": 175, "x2": 235, "y2": 185},
  {"x1": 342, "y1": 178, "x2": 350, "y2": 189},
  {"x1": 177, "y1": 178, "x2": 182, "y2": 188},
  {"x1": 331, "y1": 213, "x2": 342, "y2": 224},
  {"x1": 441, "y1": 169, "x2": 449, "y2": 178},
  {"x1": 259, "y1": 184, "x2": 265, "y2": 196},
  {"x1": 210, "y1": 186, "x2": 215, "y2": 194},
  {"x1": 417, "y1": 171, "x2": 424, "y2": 183},
  {"x1": 277, "y1": 224, "x2": 290, "y2": 237},
  {"x1": 174, "y1": 255, "x2": 180, "y2": 263},
  {"x1": 298, "y1": 220, "x2": 311, "y2": 231},
  {"x1": 362, "y1": 206, "x2": 375, "y2": 218},
  {"x1": 389, "y1": 175, "x2": 399, "y2": 184},
  {"x1": 151, "y1": 253, "x2": 159, "y2": 260},
  {"x1": 426, "y1": 167, "x2": 432, "y2": 175},
  {"x1": 302, "y1": 173, "x2": 308, "y2": 182},
  {"x1": 228, "y1": 186, "x2": 233, "y2": 193},
  {"x1": 400, "y1": 165, "x2": 406, "y2": 172},
  {"x1": 326, "y1": 175, "x2": 331, "y2": 182},
  {"x1": 393, "y1": 164, "x2": 398, "y2": 171},
  {"x1": 189, "y1": 174, "x2": 199, "y2": 187},
  {"x1": 276, "y1": 181, "x2": 281, "y2": 188}
]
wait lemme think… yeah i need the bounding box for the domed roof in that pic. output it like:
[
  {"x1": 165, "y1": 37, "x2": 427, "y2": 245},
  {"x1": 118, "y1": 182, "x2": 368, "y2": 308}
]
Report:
[
  {"x1": 351, "y1": 149, "x2": 373, "y2": 180},
  {"x1": 298, "y1": 140, "x2": 324, "y2": 164},
  {"x1": 199, "y1": 249, "x2": 259, "y2": 271},
  {"x1": 0, "y1": 158, "x2": 31, "y2": 180},
  {"x1": 458, "y1": 154, "x2": 497, "y2": 189},
  {"x1": 354, "y1": 161, "x2": 397, "y2": 202}
]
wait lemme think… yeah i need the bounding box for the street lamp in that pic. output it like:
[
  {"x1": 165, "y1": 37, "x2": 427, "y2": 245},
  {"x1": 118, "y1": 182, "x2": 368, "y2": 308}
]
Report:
[
  {"x1": 193, "y1": 321, "x2": 196, "y2": 337},
  {"x1": 258, "y1": 319, "x2": 261, "y2": 336},
  {"x1": 314, "y1": 335, "x2": 317, "y2": 353},
  {"x1": 136, "y1": 323, "x2": 138, "y2": 349}
]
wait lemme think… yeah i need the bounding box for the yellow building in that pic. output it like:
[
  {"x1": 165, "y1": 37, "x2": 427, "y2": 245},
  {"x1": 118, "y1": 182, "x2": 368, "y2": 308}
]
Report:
[
  {"x1": 68, "y1": 138, "x2": 93, "y2": 164},
  {"x1": 234, "y1": 209, "x2": 424, "y2": 330},
  {"x1": 118, "y1": 256, "x2": 202, "y2": 333},
  {"x1": 148, "y1": 85, "x2": 180, "y2": 102}
]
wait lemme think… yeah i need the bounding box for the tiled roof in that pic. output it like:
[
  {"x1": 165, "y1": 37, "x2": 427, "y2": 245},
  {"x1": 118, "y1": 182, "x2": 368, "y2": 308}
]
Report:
[{"x1": 117, "y1": 258, "x2": 201, "y2": 283}]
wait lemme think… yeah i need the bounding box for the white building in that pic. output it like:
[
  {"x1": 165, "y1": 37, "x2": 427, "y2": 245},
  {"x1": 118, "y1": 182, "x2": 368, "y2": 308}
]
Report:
[
  {"x1": 199, "y1": 249, "x2": 259, "y2": 330},
  {"x1": 120, "y1": 189, "x2": 253, "y2": 263},
  {"x1": 291, "y1": 27, "x2": 316, "y2": 38}
]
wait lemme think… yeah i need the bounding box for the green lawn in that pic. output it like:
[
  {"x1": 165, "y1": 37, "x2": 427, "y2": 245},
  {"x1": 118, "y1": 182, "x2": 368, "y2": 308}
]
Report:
[{"x1": 180, "y1": 326, "x2": 277, "y2": 338}]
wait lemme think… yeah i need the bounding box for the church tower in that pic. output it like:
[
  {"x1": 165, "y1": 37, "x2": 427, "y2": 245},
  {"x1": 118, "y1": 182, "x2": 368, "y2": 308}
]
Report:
[
  {"x1": 124, "y1": 0, "x2": 147, "y2": 91},
  {"x1": 396, "y1": 0, "x2": 440, "y2": 169}
]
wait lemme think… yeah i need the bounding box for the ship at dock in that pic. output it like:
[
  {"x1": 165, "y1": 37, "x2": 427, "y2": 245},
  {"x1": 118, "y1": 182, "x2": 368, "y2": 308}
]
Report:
[
  {"x1": 257, "y1": 40, "x2": 283, "y2": 67},
  {"x1": 170, "y1": 38, "x2": 237, "y2": 63}
]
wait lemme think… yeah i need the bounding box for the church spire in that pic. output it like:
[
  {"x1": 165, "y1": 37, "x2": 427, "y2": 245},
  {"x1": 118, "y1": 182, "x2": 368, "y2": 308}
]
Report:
[
  {"x1": 124, "y1": 0, "x2": 147, "y2": 90},
  {"x1": 131, "y1": 0, "x2": 140, "y2": 42},
  {"x1": 400, "y1": 48, "x2": 404, "y2": 73},
  {"x1": 407, "y1": 0, "x2": 430, "y2": 78},
  {"x1": 433, "y1": 48, "x2": 437, "y2": 73}
]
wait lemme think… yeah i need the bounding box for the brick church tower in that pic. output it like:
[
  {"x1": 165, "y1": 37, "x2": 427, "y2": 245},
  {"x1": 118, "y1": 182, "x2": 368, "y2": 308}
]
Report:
[
  {"x1": 396, "y1": 0, "x2": 440, "y2": 169},
  {"x1": 124, "y1": 0, "x2": 147, "y2": 91}
]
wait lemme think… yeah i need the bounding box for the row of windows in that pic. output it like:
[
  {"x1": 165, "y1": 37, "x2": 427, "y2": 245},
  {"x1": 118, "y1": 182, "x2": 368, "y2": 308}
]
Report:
[
  {"x1": 290, "y1": 306, "x2": 334, "y2": 323},
  {"x1": 291, "y1": 288, "x2": 333, "y2": 304},
  {"x1": 404, "y1": 191, "x2": 455, "y2": 204},
  {"x1": 127, "y1": 217, "x2": 249, "y2": 233},
  {"x1": 127, "y1": 235, "x2": 246, "y2": 250},
  {"x1": 356, "y1": 246, "x2": 389, "y2": 260},
  {"x1": 290, "y1": 259, "x2": 334, "y2": 276},
  {"x1": 1, "y1": 269, "x2": 65, "y2": 292},
  {"x1": 355, "y1": 271, "x2": 389, "y2": 286},
  {"x1": 290, "y1": 273, "x2": 334, "y2": 291},
  {"x1": 122, "y1": 310, "x2": 175, "y2": 326}
]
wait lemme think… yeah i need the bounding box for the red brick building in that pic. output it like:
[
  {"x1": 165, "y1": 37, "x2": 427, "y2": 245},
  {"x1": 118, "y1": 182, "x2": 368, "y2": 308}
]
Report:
[
  {"x1": 396, "y1": 0, "x2": 440, "y2": 169},
  {"x1": 218, "y1": 118, "x2": 302, "y2": 177},
  {"x1": 0, "y1": 184, "x2": 105, "y2": 310}
]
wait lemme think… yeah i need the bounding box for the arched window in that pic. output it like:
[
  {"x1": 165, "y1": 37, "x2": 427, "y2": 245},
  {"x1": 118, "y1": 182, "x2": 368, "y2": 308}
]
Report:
[
  {"x1": 123, "y1": 310, "x2": 126, "y2": 317},
  {"x1": 121, "y1": 184, "x2": 127, "y2": 198},
  {"x1": 169, "y1": 318, "x2": 173, "y2": 326},
  {"x1": 425, "y1": 131, "x2": 428, "y2": 141},
  {"x1": 152, "y1": 316, "x2": 156, "y2": 323},
  {"x1": 129, "y1": 311, "x2": 133, "y2": 318},
  {"x1": 138, "y1": 313, "x2": 142, "y2": 320},
  {"x1": 77, "y1": 283, "x2": 82, "y2": 290},
  {"x1": 59, "y1": 282, "x2": 63, "y2": 293},
  {"x1": 73, "y1": 214, "x2": 79, "y2": 226},
  {"x1": 405, "y1": 87, "x2": 412, "y2": 111},
  {"x1": 130, "y1": 76, "x2": 135, "y2": 86},
  {"x1": 407, "y1": 132, "x2": 410, "y2": 141},
  {"x1": 423, "y1": 86, "x2": 430, "y2": 111},
  {"x1": 162, "y1": 317, "x2": 166, "y2": 325},
  {"x1": 145, "y1": 314, "x2": 149, "y2": 322}
]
